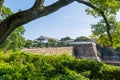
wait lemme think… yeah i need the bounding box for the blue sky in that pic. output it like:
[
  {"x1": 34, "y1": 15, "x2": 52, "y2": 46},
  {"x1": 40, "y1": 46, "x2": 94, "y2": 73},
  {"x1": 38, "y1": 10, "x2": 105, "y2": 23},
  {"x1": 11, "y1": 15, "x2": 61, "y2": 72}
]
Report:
[{"x1": 4, "y1": 0, "x2": 120, "y2": 40}]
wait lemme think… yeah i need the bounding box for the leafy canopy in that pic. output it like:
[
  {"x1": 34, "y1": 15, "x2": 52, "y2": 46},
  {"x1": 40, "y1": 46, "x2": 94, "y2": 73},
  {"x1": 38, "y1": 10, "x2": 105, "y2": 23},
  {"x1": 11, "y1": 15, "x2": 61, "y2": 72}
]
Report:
[
  {"x1": 87, "y1": 0, "x2": 120, "y2": 17},
  {"x1": 91, "y1": 15, "x2": 120, "y2": 48},
  {"x1": 75, "y1": 36, "x2": 91, "y2": 42}
]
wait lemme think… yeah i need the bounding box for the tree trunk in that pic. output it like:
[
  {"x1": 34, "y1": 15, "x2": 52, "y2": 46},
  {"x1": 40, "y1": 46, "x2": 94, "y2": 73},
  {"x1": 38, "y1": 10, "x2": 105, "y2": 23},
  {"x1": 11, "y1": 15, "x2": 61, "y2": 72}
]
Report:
[{"x1": 0, "y1": 0, "x2": 4, "y2": 16}]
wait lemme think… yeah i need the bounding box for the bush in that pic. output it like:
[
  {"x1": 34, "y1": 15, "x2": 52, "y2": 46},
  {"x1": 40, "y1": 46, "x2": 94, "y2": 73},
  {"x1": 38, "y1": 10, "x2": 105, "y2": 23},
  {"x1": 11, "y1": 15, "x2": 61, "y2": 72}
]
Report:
[{"x1": 0, "y1": 51, "x2": 120, "y2": 80}]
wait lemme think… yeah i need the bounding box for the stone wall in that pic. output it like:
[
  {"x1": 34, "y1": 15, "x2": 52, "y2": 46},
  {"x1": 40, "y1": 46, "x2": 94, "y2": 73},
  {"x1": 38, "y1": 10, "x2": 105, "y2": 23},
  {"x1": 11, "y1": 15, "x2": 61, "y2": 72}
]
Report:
[
  {"x1": 72, "y1": 42, "x2": 101, "y2": 61},
  {"x1": 23, "y1": 47, "x2": 73, "y2": 55},
  {"x1": 23, "y1": 42, "x2": 101, "y2": 61}
]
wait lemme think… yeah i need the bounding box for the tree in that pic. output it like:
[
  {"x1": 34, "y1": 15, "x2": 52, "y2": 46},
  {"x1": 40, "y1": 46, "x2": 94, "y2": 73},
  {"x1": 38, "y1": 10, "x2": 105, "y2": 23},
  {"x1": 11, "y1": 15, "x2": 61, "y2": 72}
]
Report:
[
  {"x1": 0, "y1": 6, "x2": 25, "y2": 51},
  {"x1": 91, "y1": 15, "x2": 120, "y2": 48},
  {"x1": 37, "y1": 42, "x2": 44, "y2": 48},
  {"x1": 0, "y1": 27, "x2": 25, "y2": 51},
  {"x1": 75, "y1": 36, "x2": 91, "y2": 42},
  {"x1": 60, "y1": 36, "x2": 71, "y2": 41},
  {"x1": 0, "y1": 0, "x2": 120, "y2": 46},
  {"x1": 0, "y1": 0, "x2": 4, "y2": 16},
  {"x1": 24, "y1": 40, "x2": 33, "y2": 48},
  {"x1": 85, "y1": 0, "x2": 120, "y2": 46},
  {"x1": 57, "y1": 42, "x2": 70, "y2": 47},
  {"x1": 48, "y1": 39, "x2": 57, "y2": 47}
]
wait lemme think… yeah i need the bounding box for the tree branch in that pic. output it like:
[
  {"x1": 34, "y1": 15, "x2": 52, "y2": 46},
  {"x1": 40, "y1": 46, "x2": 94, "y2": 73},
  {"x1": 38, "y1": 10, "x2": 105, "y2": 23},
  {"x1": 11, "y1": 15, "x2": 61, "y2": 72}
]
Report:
[
  {"x1": 76, "y1": 0, "x2": 113, "y2": 46},
  {"x1": 0, "y1": 0, "x2": 74, "y2": 45},
  {"x1": 100, "y1": 11, "x2": 113, "y2": 46},
  {"x1": 0, "y1": 0, "x2": 4, "y2": 16}
]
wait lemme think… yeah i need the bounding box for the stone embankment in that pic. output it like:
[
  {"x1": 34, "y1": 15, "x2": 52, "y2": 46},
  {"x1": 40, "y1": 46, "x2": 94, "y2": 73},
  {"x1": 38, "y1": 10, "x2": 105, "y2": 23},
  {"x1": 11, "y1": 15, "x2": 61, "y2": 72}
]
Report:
[
  {"x1": 23, "y1": 42, "x2": 101, "y2": 61},
  {"x1": 23, "y1": 47, "x2": 73, "y2": 55}
]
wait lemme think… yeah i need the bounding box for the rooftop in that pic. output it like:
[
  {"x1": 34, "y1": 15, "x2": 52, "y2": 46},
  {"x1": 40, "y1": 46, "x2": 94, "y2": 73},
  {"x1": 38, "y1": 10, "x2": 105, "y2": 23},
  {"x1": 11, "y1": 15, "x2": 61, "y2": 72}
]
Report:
[{"x1": 70, "y1": 42, "x2": 96, "y2": 45}]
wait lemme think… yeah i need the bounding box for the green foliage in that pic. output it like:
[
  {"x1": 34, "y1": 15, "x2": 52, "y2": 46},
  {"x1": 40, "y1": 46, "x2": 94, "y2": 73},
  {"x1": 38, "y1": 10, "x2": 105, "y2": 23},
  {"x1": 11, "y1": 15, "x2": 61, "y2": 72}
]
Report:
[
  {"x1": 75, "y1": 36, "x2": 91, "y2": 42},
  {"x1": 24, "y1": 40, "x2": 33, "y2": 48},
  {"x1": 48, "y1": 39, "x2": 57, "y2": 47},
  {"x1": 0, "y1": 6, "x2": 26, "y2": 51},
  {"x1": 0, "y1": 51, "x2": 120, "y2": 79},
  {"x1": 1, "y1": 6, "x2": 13, "y2": 20},
  {"x1": 37, "y1": 42, "x2": 44, "y2": 48},
  {"x1": 91, "y1": 15, "x2": 120, "y2": 48},
  {"x1": 60, "y1": 36, "x2": 72, "y2": 41},
  {"x1": 0, "y1": 27, "x2": 26, "y2": 51},
  {"x1": 43, "y1": 39, "x2": 57, "y2": 48},
  {"x1": 86, "y1": 0, "x2": 120, "y2": 17},
  {"x1": 86, "y1": 0, "x2": 120, "y2": 48},
  {"x1": 24, "y1": 37, "x2": 71, "y2": 48},
  {"x1": 57, "y1": 42, "x2": 70, "y2": 47}
]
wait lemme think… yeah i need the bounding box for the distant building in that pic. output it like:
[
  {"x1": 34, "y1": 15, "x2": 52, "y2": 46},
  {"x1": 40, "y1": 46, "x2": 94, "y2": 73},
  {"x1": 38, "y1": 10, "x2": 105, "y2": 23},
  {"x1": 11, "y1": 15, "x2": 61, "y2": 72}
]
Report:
[{"x1": 37, "y1": 36, "x2": 58, "y2": 43}]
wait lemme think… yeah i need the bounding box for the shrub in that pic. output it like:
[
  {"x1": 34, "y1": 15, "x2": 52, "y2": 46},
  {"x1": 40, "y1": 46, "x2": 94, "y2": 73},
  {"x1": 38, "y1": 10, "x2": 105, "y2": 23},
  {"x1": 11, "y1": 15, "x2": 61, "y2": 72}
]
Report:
[{"x1": 0, "y1": 51, "x2": 120, "y2": 79}]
